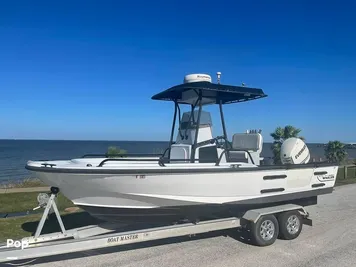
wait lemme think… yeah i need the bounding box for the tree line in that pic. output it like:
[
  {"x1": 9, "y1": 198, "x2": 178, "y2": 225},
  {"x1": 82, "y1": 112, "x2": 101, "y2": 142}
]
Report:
[{"x1": 271, "y1": 125, "x2": 349, "y2": 165}]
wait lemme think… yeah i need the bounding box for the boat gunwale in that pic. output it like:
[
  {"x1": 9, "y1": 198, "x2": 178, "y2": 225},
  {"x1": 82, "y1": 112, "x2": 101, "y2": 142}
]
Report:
[{"x1": 25, "y1": 161, "x2": 339, "y2": 175}]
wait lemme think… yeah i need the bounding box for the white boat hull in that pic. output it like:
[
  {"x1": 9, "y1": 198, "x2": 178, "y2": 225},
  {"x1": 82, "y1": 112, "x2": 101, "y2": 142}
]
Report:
[{"x1": 27, "y1": 159, "x2": 338, "y2": 223}]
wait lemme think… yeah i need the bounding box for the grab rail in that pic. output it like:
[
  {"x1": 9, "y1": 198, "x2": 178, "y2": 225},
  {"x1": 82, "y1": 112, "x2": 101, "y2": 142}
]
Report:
[
  {"x1": 97, "y1": 157, "x2": 200, "y2": 167},
  {"x1": 97, "y1": 158, "x2": 166, "y2": 167}
]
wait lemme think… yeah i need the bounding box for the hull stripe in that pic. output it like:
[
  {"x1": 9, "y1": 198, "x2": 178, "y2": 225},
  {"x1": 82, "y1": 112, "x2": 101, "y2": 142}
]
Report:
[
  {"x1": 312, "y1": 183, "x2": 326, "y2": 188},
  {"x1": 263, "y1": 174, "x2": 287, "y2": 180},
  {"x1": 261, "y1": 188, "x2": 285, "y2": 193}
]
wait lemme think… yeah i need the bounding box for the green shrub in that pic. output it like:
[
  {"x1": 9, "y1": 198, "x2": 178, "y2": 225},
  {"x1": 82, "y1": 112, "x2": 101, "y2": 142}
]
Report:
[{"x1": 107, "y1": 146, "x2": 127, "y2": 158}]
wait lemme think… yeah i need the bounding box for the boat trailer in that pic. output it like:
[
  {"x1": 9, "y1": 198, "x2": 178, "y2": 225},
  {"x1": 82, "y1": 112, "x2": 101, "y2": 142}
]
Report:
[{"x1": 0, "y1": 191, "x2": 312, "y2": 264}]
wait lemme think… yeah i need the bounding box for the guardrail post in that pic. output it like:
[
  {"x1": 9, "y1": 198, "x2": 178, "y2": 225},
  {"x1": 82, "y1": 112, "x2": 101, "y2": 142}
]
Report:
[{"x1": 344, "y1": 165, "x2": 348, "y2": 179}]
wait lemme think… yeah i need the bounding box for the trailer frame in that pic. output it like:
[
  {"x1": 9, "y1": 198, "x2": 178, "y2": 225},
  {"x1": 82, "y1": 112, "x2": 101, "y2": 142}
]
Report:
[{"x1": 0, "y1": 191, "x2": 312, "y2": 264}]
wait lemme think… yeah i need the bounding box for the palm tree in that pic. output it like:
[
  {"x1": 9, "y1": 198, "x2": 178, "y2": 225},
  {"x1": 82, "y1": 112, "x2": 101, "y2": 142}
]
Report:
[
  {"x1": 324, "y1": 141, "x2": 347, "y2": 164},
  {"x1": 107, "y1": 146, "x2": 127, "y2": 158},
  {"x1": 270, "y1": 125, "x2": 304, "y2": 164}
]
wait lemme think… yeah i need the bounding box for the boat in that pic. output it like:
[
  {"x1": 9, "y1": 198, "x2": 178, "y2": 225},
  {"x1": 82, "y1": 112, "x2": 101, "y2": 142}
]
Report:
[{"x1": 25, "y1": 72, "x2": 338, "y2": 225}]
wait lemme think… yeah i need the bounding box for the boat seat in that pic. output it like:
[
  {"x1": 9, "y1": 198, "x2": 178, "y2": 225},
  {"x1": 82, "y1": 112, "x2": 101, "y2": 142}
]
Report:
[
  {"x1": 231, "y1": 133, "x2": 262, "y2": 151},
  {"x1": 229, "y1": 133, "x2": 263, "y2": 164},
  {"x1": 198, "y1": 145, "x2": 219, "y2": 163}
]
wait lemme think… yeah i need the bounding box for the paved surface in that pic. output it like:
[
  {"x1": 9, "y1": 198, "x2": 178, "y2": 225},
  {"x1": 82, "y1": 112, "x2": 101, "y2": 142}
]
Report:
[{"x1": 8, "y1": 184, "x2": 356, "y2": 267}]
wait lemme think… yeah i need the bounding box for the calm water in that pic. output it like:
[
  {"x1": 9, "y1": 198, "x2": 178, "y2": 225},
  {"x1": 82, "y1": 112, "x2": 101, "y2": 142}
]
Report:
[{"x1": 0, "y1": 140, "x2": 355, "y2": 183}]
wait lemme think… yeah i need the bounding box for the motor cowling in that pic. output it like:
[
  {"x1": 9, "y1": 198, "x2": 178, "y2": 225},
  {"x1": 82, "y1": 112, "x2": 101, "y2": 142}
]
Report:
[{"x1": 280, "y1": 137, "x2": 310, "y2": 164}]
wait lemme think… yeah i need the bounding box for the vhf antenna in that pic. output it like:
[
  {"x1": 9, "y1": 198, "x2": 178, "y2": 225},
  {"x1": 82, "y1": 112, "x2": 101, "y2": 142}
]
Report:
[{"x1": 217, "y1": 72, "x2": 221, "y2": 84}]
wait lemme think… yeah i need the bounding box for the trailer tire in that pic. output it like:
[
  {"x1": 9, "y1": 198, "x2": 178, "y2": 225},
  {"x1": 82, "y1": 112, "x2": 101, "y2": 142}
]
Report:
[
  {"x1": 278, "y1": 210, "x2": 303, "y2": 240},
  {"x1": 251, "y1": 214, "x2": 279, "y2": 246}
]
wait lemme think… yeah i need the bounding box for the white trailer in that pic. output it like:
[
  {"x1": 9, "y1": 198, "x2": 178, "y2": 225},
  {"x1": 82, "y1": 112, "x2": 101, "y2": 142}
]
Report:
[{"x1": 0, "y1": 192, "x2": 312, "y2": 264}]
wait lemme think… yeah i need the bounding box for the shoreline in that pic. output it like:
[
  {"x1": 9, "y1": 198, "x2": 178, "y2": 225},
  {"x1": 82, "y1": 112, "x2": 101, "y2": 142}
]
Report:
[
  {"x1": 0, "y1": 178, "x2": 46, "y2": 190},
  {"x1": 0, "y1": 186, "x2": 49, "y2": 194}
]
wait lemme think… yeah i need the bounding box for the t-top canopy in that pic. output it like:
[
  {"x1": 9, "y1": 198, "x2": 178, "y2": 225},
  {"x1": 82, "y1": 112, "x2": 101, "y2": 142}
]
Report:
[{"x1": 151, "y1": 81, "x2": 267, "y2": 105}]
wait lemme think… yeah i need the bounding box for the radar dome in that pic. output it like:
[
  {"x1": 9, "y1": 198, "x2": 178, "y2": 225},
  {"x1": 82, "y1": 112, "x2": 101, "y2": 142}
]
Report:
[
  {"x1": 280, "y1": 137, "x2": 310, "y2": 164},
  {"x1": 184, "y1": 74, "x2": 212, "y2": 83}
]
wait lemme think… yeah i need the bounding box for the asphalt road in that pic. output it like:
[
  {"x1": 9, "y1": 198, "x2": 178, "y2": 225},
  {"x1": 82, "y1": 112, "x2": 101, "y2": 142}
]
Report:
[{"x1": 15, "y1": 184, "x2": 356, "y2": 267}]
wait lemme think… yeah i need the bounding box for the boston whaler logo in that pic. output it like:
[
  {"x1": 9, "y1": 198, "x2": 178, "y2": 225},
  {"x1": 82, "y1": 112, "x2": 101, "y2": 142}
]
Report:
[
  {"x1": 319, "y1": 174, "x2": 335, "y2": 181},
  {"x1": 107, "y1": 234, "x2": 139, "y2": 243}
]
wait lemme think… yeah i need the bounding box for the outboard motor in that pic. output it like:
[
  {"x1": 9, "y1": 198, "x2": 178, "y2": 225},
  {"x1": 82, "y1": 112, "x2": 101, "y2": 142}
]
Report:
[{"x1": 280, "y1": 137, "x2": 310, "y2": 164}]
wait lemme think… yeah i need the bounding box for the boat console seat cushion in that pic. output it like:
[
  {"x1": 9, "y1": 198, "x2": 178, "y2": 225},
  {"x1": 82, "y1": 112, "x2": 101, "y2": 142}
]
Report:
[{"x1": 231, "y1": 133, "x2": 262, "y2": 151}]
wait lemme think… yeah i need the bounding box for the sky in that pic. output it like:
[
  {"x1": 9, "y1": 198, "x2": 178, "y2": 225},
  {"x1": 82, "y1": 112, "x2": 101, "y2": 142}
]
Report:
[{"x1": 0, "y1": 0, "x2": 355, "y2": 143}]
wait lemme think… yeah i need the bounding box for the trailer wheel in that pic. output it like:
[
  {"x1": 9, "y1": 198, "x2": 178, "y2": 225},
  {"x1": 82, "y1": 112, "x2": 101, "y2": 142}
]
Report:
[
  {"x1": 278, "y1": 210, "x2": 303, "y2": 240},
  {"x1": 251, "y1": 214, "x2": 279, "y2": 246}
]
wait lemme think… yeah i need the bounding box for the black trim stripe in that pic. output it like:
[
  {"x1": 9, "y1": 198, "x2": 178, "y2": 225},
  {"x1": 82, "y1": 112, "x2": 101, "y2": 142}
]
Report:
[
  {"x1": 312, "y1": 183, "x2": 326, "y2": 188},
  {"x1": 314, "y1": 171, "x2": 328, "y2": 175},
  {"x1": 25, "y1": 162, "x2": 338, "y2": 175},
  {"x1": 261, "y1": 188, "x2": 285, "y2": 194},
  {"x1": 263, "y1": 174, "x2": 287, "y2": 180}
]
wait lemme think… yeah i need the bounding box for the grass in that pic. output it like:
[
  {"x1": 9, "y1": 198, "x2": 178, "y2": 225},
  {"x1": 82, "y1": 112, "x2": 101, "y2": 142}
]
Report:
[
  {"x1": 335, "y1": 164, "x2": 356, "y2": 186},
  {"x1": 0, "y1": 191, "x2": 91, "y2": 242},
  {"x1": 0, "y1": 211, "x2": 100, "y2": 242},
  {"x1": 0, "y1": 192, "x2": 74, "y2": 214},
  {"x1": 0, "y1": 214, "x2": 43, "y2": 241},
  {"x1": 336, "y1": 165, "x2": 356, "y2": 182},
  {"x1": 0, "y1": 178, "x2": 46, "y2": 189}
]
